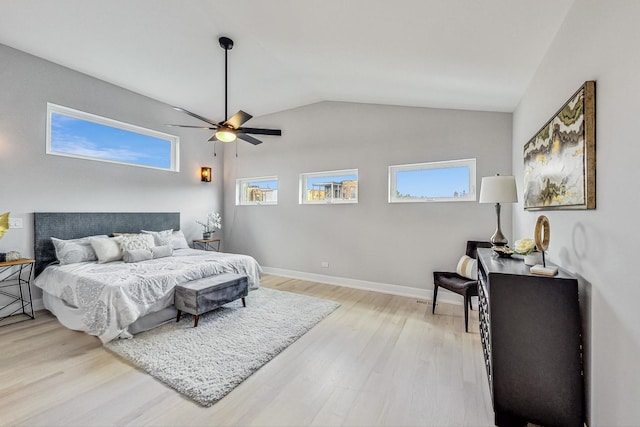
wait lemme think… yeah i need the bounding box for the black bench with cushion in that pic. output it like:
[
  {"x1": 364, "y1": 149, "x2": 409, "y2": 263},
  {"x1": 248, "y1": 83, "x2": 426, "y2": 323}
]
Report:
[{"x1": 175, "y1": 273, "x2": 249, "y2": 327}]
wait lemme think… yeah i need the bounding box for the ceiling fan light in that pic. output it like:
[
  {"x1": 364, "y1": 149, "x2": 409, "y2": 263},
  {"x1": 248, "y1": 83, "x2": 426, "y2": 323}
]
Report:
[{"x1": 215, "y1": 128, "x2": 237, "y2": 142}]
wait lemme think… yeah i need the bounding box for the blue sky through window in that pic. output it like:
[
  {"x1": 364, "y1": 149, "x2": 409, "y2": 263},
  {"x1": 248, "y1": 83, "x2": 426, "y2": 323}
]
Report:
[
  {"x1": 396, "y1": 166, "x2": 470, "y2": 198},
  {"x1": 248, "y1": 179, "x2": 278, "y2": 189},
  {"x1": 50, "y1": 113, "x2": 172, "y2": 169}
]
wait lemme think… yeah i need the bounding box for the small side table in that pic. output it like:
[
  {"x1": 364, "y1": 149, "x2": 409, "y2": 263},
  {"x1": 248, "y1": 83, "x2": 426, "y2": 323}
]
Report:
[
  {"x1": 193, "y1": 238, "x2": 221, "y2": 252},
  {"x1": 0, "y1": 258, "x2": 36, "y2": 326}
]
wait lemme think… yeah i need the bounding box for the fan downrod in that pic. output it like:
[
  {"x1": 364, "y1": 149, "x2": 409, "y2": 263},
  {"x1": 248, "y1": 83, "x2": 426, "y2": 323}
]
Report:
[{"x1": 219, "y1": 37, "x2": 233, "y2": 50}]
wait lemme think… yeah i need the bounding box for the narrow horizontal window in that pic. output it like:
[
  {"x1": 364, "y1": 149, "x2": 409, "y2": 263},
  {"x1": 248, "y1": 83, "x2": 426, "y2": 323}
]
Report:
[
  {"x1": 46, "y1": 103, "x2": 179, "y2": 172},
  {"x1": 236, "y1": 176, "x2": 278, "y2": 205},
  {"x1": 299, "y1": 169, "x2": 358, "y2": 204},
  {"x1": 389, "y1": 158, "x2": 476, "y2": 203}
]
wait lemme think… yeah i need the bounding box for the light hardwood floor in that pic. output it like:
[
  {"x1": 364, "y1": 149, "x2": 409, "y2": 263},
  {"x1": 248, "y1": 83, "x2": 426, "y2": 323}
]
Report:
[{"x1": 0, "y1": 275, "x2": 494, "y2": 426}]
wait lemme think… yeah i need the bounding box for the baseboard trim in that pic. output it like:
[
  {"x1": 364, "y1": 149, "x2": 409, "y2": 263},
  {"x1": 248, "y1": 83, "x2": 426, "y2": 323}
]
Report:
[{"x1": 261, "y1": 266, "x2": 466, "y2": 306}]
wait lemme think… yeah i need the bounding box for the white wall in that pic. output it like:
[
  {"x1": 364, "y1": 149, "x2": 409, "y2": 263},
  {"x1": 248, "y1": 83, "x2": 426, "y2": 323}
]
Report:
[
  {"x1": 512, "y1": 1, "x2": 640, "y2": 424},
  {"x1": 223, "y1": 101, "x2": 512, "y2": 294},
  {"x1": 0, "y1": 44, "x2": 223, "y2": 305}
]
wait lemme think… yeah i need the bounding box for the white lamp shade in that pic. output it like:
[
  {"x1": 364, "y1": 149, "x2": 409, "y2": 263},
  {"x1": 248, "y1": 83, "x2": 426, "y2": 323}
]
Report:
[{"x1": 479, "y1": 175, "x2": 518, "y2": 204}]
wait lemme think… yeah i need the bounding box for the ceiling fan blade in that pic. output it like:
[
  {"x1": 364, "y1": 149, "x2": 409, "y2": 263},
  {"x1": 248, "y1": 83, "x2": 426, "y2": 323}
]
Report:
[
  {"x1": 173, "y1": 107, "x2": 221, "y2": 128},
  {"x1": 166, "y1": 124, "x2": 217, "y2": 130},
  {"x1": 238, "y1": 127, "x2": 282, "y2": 136},
  {"x1": 225, "y1": 110, "x2": 253, "y2": 129},
  {"x1": 208, "y1": 134, "x2": 218, "y2": 142},
  {"x1": 238, "y1": 133, "x2": 263, "y2": 145}
]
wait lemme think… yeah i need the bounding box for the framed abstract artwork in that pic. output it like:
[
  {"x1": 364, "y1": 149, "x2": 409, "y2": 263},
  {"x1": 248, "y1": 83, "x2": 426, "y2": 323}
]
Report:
[{"x1": 523, "y1": 81, "x2": 596, "y2": 210}]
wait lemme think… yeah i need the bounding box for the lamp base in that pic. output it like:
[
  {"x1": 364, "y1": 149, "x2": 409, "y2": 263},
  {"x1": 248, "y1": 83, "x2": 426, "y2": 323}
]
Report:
[
  {"x1": 490, "y1": 231, "x2": 508, "y2": 247},
  {"x1": 491, "y1": 202, "x2": 508, "y2": 247}
]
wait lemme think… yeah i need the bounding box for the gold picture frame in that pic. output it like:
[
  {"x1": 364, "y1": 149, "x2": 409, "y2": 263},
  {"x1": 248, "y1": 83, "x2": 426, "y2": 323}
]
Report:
[{"x1": 523, "y1": 81, "x2": 596, "y2": 210}]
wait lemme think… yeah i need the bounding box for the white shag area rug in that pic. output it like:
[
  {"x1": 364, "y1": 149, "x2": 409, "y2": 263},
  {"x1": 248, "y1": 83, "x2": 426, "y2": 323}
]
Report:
[{"x1": 106, "y1": 287, "x2": 340, "y2": 406}]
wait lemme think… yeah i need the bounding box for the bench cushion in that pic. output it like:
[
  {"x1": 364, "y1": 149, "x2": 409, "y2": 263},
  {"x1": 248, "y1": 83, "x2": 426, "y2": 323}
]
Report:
[{"x1": 175, "y1": 273, "x2": 248, "y2": 316}]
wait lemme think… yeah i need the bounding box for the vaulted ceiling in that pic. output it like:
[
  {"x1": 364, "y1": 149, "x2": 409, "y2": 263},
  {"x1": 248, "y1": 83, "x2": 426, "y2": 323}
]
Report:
[{"x1": 0, "y1": 0, "x2": 574, "y2": 118}]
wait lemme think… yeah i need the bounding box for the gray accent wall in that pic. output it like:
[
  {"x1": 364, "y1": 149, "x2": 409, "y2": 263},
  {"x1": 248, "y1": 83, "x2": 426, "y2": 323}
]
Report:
[
  {"x1": 512, "y1": 1, "x2": 640, "y2": 424},
  {"x1": 223, "y1": 101, "x2": 512, "y2": 291},
  {"x1": 0, "y1": 43, "x2": 222, "y2": 302}
]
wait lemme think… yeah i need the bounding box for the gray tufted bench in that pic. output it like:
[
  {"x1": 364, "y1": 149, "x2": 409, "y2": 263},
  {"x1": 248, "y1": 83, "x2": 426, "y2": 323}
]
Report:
[{"x1": 175, "y1": 273, "x2": 249, "y2": 327}]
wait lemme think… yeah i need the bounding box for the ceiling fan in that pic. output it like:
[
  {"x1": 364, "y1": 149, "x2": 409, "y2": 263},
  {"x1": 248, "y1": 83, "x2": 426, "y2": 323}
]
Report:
[{"x1": 167, "y1": 36, "x2": 281, "y2": 145}]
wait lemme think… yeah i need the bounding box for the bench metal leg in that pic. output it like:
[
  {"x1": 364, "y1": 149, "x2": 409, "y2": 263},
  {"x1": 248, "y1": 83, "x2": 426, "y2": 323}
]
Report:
[
  {"x1": 194, "y1": 315, "x2": 199, "y2": 328},
  {"x1": 242, "y1": 297, "x2": 246, "y2": 307},
  {"x1": 176, "y1": 310, "x2": 181, "y2": 322}
]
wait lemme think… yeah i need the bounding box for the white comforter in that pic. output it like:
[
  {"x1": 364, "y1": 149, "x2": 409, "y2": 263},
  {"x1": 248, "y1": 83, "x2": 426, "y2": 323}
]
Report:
[{"x1": 34, "y1": 249, "x2": 262, "y2": 343}]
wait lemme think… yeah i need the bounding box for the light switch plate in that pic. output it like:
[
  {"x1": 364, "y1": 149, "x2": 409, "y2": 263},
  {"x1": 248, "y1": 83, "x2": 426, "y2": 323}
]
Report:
[{"x1": 8, "y1": 217, "x2": 23, "y2": 229}]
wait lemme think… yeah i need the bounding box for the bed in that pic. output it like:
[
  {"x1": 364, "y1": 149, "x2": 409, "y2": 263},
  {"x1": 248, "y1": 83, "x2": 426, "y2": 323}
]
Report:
[{"x1": 33, "y1": 212, "x2": 262, "y2": 343}]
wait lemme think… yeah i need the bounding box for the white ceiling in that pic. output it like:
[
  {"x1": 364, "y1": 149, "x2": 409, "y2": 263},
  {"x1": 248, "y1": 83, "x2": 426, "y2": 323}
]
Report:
[{"x1": 0, "y1": 0, "x2": 574, "y2": 120}]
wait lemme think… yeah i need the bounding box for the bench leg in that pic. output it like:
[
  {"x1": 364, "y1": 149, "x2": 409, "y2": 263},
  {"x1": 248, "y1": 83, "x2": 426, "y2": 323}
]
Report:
[
  {"x1": 242, "y1": 297, "x2": 246, "y2": 307},
  {"x1": 176, "y1": 310, "x2": 181, "y2": 322},
  {"x1": 194, "y1": 315, "x2": 199, "y2": 328}
]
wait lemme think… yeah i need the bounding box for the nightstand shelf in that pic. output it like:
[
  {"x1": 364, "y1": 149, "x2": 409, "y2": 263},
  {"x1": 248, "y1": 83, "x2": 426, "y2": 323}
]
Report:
[
  {"x1": 0, "y1": 258, "x2": 36, "y2": 327},
  {"x1": 193, "y1": 238, "x2": 221, "y2": 252}
]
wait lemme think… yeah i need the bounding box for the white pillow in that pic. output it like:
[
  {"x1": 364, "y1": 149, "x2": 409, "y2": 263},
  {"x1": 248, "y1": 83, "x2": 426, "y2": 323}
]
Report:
[
  {"x1": 456, "y1": 255, "x2": 478, "y2": 280},
  {"x1": 90, "y1": 237, "x2": 124, "y2": 264},
  {"x1": 171, "y1": 230, "x2": 189, "y2": 250},
  {"x1": 119, "y1": 234, "x2": 155, "y2": 251},
  {"x1": 51, "y1": 235, "x2": 108, "y2": 265},
  {"x1": 141, "y1": 229, "x2": 173, "y2": 246}
]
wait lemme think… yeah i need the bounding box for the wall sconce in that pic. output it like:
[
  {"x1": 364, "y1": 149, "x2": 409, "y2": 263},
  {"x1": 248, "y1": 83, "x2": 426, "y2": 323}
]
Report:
[{"x1": 200, "y1": 167, "x2": 212, "y2": 182}]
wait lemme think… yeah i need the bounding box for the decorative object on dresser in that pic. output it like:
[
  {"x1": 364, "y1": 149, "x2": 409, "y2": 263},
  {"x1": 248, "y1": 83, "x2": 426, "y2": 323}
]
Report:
[
  {"x1": 476, "y1": 248, "x2": 584, "y2": 426},
  {"x1": 105, "y1": 287, "x2": 339, "y2": 406},
  {"x1": 524, "y1": 81, "x2": 596, "y2": 210},
  {"x1": 479, "y1": 175, "x2": 518, "y2": 246},
  {"x1": 432, "y1": 240, "x2": 492, "y2": 332},
  {"x1": 531, "y1": 214, "x2": 558, "y2": 276}
]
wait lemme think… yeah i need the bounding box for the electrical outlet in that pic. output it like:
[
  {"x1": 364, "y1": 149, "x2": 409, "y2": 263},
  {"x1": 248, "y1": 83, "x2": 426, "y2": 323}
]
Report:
[
  {"x1": 321, "y1": 261, "x2": 329, "y2": 268},
  {"x1": 9, "y1": 217, "x2": 23, "y2": 229}
]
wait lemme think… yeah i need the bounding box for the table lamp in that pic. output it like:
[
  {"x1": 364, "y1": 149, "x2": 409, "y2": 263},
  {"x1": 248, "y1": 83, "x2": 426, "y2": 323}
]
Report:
[{"x1": 479, "y1": 175, "x2": 518, "y2": 247}]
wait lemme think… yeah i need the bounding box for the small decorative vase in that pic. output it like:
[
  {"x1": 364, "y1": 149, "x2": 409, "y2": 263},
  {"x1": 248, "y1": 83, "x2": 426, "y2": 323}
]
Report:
[
  {"x1": 202, "y1": 232, "x2": 212, "y2": 240},
  {"x1": 524, "y1": 252, "x2": 543, "y2": 266}
]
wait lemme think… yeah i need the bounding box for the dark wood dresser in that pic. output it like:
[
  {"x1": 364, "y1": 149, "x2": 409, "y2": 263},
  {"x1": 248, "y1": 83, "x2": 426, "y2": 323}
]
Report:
[{"x1": 477, "y1": 248, "x2": 584, "y2": 426}]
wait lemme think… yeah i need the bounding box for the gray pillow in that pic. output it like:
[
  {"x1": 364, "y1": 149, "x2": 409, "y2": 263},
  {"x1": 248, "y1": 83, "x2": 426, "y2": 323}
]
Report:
[
  {"x1": 151, "y1": 245, "x2": 173, "y2": 259},
  {"x1": 51, "y1": 235, "x2": 108, "y2": 265},
  {"x1": 123, "y1": 248, "x2": 153, "y2": 263}
]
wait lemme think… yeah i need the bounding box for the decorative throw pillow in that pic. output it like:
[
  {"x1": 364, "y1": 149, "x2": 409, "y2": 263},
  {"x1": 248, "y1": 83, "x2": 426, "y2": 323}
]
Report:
[
  {"x1": 122, "y1": 248, "x2": 153, "y2": 263},
  {"x1": 52, "y1": 235, "x2": 108, "y2": 265},
  {"x1": 141, "y1": 229, "x2": 173, "y2": 246},
  {"x1": 151, "y1": 245, "x2": 173, "y2": 259},
  {"x1": 170, "y1": 230, "x2": 189, "y2": 250},
  {"x1": 119, "y1": 234, "x2": 155, "y2": 251},
  {"x1": 90, "y1": 237, "x2": 124, "y2": 264},
  {"x1": 456, "y1": 255, "x2": 478, "y2": 280}
]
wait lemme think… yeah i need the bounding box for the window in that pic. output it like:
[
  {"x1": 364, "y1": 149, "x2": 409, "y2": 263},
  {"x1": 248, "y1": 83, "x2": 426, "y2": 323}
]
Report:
[
  {"x1": 46, "y1": 103, "x2": 179, "y2": 171},
  {"x1": 299, "y1": 169, "x2": 358, "y2": 204},
  {"x1": 236, "y1": 176, "x2": 278, "y2": 205},
  {"x1": 388, "y1": 158, "x2": 476, "y2": 203}
]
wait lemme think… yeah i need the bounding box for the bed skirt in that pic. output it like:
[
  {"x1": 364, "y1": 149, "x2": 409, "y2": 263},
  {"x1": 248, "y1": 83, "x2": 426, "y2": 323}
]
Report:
[{"x1": 42, "y1": 291, "x2": 177, "y2": 339}]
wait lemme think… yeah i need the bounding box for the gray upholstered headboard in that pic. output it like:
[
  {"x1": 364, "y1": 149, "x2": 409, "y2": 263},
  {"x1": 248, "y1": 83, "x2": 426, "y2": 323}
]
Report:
[{"x1": 34, "y1": 212, "x2": 180, "y2": 277}]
